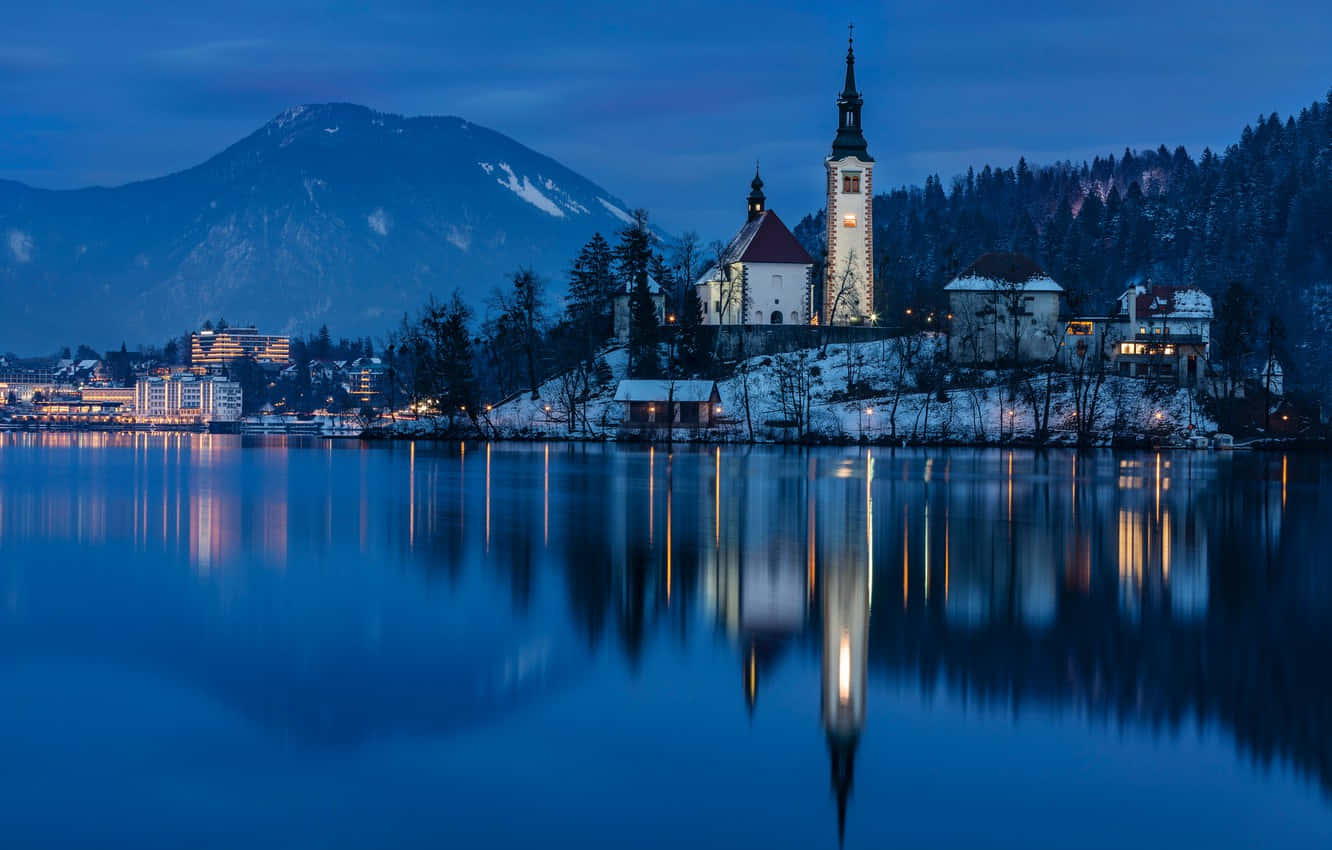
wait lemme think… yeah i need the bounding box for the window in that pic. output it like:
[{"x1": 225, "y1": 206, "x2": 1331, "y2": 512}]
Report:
[
  {"x1": 774, "y1": 298, "x2": 780, "y2": 304},
  {"x1": 791, "y1": 311, "x2": 799, "y2": 323},
  {"x1": 715, "y1": 301, "x2": 722, "y2": 315},
  {"x1": 702, "y1": 301, "x2": 709, "y2": 315},
  {"x1": 1139, "y1": 326, "x2": 1147, "y2": 335},
  {"x1": 770, "y1": 310, "x2": 783, "y2": 325},
  {"x1": 1067, "y1": 321, "x2": 1094, "y2": 336},
  {"x1": 843, "y1": 214, "x2": 857, "y2": 228},
  {"x1": 842, "y1": 173, "x2": 861, "y2": 194},
  {"x1": 772, "y1": 274, "x2": 782, "y2": 289},
  {"x1": 755, "y1": 311, "x2": 763, "y2": 324}
]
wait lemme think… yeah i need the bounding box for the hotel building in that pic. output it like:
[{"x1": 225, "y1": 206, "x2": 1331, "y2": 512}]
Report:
[
  {"x1": 135, "y1": 375, "x2": 243, "y2": 423},
  {"x1": 191, "y1": 327, "x2": 291, "y2": 370}
]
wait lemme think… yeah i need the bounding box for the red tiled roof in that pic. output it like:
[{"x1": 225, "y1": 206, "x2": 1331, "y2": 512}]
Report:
[{"x1": 737, "y1": 211, "x2": 814, "y2": 265}]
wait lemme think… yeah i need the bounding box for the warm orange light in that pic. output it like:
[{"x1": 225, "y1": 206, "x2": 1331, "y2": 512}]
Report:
[{"x1": 838, "y1": 630, "x2": 851, "y2": 704}]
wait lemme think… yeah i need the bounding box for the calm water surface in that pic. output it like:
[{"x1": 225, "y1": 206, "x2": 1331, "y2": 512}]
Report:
[{"x1": 0, "y1": 433, "x2": 1329, "y2": 848}]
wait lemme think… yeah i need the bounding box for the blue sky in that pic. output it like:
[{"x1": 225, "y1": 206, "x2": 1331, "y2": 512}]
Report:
[{"x1": 2, "y1": 0, "x2": 1330, "y2": 238}]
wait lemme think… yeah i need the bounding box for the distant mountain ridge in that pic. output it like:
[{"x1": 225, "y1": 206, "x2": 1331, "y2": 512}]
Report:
[{"x1": 0, "y1": 103, "x2": 640, "y2": 353}]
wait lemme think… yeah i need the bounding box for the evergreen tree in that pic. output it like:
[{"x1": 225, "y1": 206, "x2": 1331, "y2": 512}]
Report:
[
  {"x1": 675, "y1": 280, "x2": 705, "y2": 374},
  {"x1": 628, "y1": 274, "x2": 660, "y2": 378}
]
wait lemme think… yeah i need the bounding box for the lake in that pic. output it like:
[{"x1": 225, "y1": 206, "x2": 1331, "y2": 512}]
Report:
[{"x1": 0, "y1": 433, "x2": 1329, "y2": 848}]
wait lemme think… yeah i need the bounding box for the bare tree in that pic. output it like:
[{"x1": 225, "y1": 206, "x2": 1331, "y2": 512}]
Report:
[
  {"x1": 772, "y1": 349, "x2": 814, "y2": 440},
  {"x1": 552, "y1": 362, "x2": 593, "y2": 434},
  {"x1": 886, "y1": 332, "x2": 922, "y2": 440},
  {"x1": 1069, "y1": 326, "x2": 1110, "y2": 444},
  {"x1": 821, "y1": 249, "x2": 863, "y2": 351}
]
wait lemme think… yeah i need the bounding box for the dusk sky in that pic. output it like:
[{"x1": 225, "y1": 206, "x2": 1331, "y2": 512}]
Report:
[{"x1": 3, "y1": 0, "x2": 1330, "y2": 237}]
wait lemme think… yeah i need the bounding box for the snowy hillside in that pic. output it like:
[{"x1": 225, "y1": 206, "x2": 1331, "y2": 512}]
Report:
[
  {"x1": 0, "y1": 103, "x2": 641, "y2": 353},
  {"x1": 385, "y1": 338, "x2": 1216, "y2": 444}
]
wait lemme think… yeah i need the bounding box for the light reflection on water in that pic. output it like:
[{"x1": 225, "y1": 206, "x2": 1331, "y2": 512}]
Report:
[{"x1": 0, "y1": 432, "x2": 1328, "y2": 848}]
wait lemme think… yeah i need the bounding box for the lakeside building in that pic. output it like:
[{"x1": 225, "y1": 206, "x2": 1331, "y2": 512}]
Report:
[
  {"x1": 135, "y1": 375, "x2": 243, "y2": 424},
  {"x1": 80, "y1": 386, "x2": 136, "y2": 406},
  {"x1": 696, "y1": 167, "x2": 816, "y2": 326},
  {"x1": 613, "y1": 380, "x2": 722, "y2": 427},
  {"x1": 190, "y1": 327, "x2": 291, "y2": 369}
]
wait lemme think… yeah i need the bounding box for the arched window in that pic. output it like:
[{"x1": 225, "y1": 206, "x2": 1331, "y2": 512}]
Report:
[
  {"x1": 772, "y1": 274, "x2": 782, "y2": 289},
  {"x1": 770, "y1": 310, "x2": 783, "y2": 325},
  {"x1": 790, "y1": 311, "x2": 799, "y2": 324},
  {"x1": 755, "y1": 310, "x2": 763, "y2": 324}
]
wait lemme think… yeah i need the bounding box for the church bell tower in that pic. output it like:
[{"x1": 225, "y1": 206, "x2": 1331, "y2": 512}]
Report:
[{"x1": 823, "y1": 27, "x2": 875, "y2": 325}]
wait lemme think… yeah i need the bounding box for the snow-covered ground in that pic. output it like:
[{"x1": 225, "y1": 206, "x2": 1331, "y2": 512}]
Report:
[{"x1": 379, "y1": 338, "x2": 1217, "y2": 444}]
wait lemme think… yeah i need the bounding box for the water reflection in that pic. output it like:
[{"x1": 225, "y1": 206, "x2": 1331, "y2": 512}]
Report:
[{"x1": 0, "y1": 433, "x2": 1328, "y2": 845}]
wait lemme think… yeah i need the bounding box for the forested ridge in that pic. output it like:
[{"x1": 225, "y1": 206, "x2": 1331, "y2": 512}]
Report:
[{"x1": 794, "y1": 90, "x2": 1332, "y2": 393}]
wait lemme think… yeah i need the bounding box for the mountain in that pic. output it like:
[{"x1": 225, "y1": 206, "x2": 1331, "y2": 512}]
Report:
[
  {"x1": 795, "y1": 90, "x2": 1332, "y2": 396},
  {"x1": 0, "y1": 103, "x2": 642, "y2": 354}
]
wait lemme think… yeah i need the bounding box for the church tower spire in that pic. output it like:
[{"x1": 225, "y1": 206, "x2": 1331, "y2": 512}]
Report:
[
  {"x1": 831, "y1": 26, "x2": 870, "y2": 161},
  {"x1": 747, "y1": 162, "x2": 766, "y2": 221},
  {"x1": 823, "y1": 27, "x2": 875, "y2": 325}
]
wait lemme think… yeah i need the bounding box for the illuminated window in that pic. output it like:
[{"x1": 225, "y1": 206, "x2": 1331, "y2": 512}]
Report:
[
  {"x1": 843, "y1": 214, "x2": 857, "y2": 228},
  {"x1": 1067, "y1": 321, "x2": 1094, "y2": 336},
  {"x1": 842, "y1": 173, "x2": 861, "y2": 193}
]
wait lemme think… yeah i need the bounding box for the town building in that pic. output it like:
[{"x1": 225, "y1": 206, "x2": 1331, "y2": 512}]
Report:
[
  {"x1": 347, "y1": 357, "x2": 392, "y2": 406},
  {"x1": 945, "y1": 253, "x2": 1066, "y2": 364},
  {"x1": 613, "y1": 380, "x2": 722, "y2": 427},
  {"x1": 135, "y1": 375, "x2": 243, "y2": 423},
  {"x1": 190, "y1": 327, "x2": 291, "y2": 370},
  {"x1": 80, "y1": 386, "x2": 137, "y2": 406},
  {"x1": 695, "y1": 167, "x2": 815, "y2": 326},
  {"x1": 823, "y1": 31, "x2": 875, "y2": 325}
]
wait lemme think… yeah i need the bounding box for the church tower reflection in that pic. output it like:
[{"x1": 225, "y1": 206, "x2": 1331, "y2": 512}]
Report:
[{"x1": 822, "y1": 554, "x2": 868, "y2": 844}]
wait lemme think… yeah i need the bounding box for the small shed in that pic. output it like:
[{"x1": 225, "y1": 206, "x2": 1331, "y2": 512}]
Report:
[{"x1": 613, "y1": 380, "x2": 722, "y2": 427}]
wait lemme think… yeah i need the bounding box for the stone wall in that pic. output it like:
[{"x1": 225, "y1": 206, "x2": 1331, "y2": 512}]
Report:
[{"x1": 698, "y1": 325, "x2": 900, "y2": 360}]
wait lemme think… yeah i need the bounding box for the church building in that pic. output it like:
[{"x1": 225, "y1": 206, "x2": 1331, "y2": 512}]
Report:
[
  {"x1": 695, "y1": 167, "x2": 816, "y2": 326},
  {"x1": 823, "y1": 31, "x2": 875, "y2": 325}
]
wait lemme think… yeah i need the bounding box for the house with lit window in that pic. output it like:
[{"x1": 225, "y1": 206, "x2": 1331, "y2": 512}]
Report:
[
  {"x1": 613, "y1": 379, "x2": 722, "y2": 428},
  {"x1": 944, "y1": 253, "x2": 1065, "y2": 364},
  {"x1": 695, "y1": 168, "x2": 815, "y2": 326},
  {"x1": 1110, "y1": 283, "x2": 1212, "y2": 383}
]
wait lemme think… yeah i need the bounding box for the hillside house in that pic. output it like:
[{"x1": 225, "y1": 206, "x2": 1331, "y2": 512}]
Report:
[
  {"x1": 945, "y1": 253, "x2": 1065, "y2": 364},
  {"x1": 612, "y1": 275, "x2": 667, "y2": 341},
  {"x1": 1109, "y1": 283, "x2": 1213, "y2": 384}
]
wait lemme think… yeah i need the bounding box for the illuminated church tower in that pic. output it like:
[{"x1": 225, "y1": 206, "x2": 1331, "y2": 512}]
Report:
[{"x1": 823, "y1": 28, "x2": 875, "y2": 324}]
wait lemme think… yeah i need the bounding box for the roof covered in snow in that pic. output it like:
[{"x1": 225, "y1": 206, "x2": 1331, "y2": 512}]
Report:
[
  {"x1": 696, "y1": 211, "x2": 813, "y2": 285},
  {"x1": 1119, "y1": 284, "x2": 1214, "y2": 320},
  {"x1": 613, "y1": 380, "x2": 720, "y2": 403},
  {"x1": 944, "y1": 253, "x2": 1064, "y2": 293}
]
